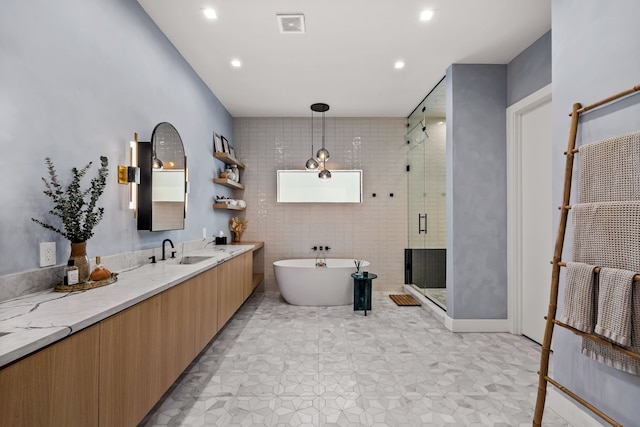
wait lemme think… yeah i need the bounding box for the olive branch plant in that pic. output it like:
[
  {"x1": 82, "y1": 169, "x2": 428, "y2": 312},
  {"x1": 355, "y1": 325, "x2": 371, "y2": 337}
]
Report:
[{"x1": 31, "y1": 156, "x2": 109, "y2": 243}]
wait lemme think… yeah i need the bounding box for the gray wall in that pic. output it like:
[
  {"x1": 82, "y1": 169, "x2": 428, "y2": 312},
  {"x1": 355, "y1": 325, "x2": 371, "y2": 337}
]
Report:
[
  {"x1": 552, "y1": 1, "x2": 640, "y2": 424},
  {"x1": 446, "y1": 64, "x2": 508, "y2": 319},
  {"x1": 0, "y1": 0, "x2": 233, "y2": 276},
  {"x1": 507, "y1": 30, "x2": 552, "y2": 106}
]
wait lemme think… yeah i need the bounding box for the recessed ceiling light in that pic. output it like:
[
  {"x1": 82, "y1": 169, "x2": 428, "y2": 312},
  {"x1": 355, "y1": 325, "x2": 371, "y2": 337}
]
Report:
[
  {"x1": 231, "y1": 59, "x2": 242, "y2": 68},
  {"x1": 394, "y1": 61, "x2": 405, "y2": 69},
  {"x1": 420, "y1": 10, "x2": 434, "y2": 21},
  {"x1": 203, "y1": 8, "x2": 217, "y2": 20}
]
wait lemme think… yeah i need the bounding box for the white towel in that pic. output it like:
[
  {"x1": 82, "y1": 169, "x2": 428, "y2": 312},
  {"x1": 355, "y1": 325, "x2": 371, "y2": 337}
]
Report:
[
  {"x1": 578, "y1": 130, "x2": 640, "y2": 203},
  {"x1": 583, "y1": 282, "x2": 640, "y2": 375},
  {"x1": 572, "y1": 201, "x2": 640, "y2": 273},
  {"x1": 594, "y1": 267, "x2": 636, "y2": 347},
  {"x1": 560, "y1": 262, "x2": 597, "y2": 333}
]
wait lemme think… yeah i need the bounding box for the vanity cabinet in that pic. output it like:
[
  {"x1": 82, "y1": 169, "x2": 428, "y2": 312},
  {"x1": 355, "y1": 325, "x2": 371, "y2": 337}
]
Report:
[
  {"x1": 194, "y1": 266, "x2": 219, "y2": 350},
  {"x1": 99, "y1": 295, "x2": 163, "y2": 427},
  {"x1": 217, "y1": 254, "x2": 244, "y2": 326},
  {"x1": 160, "y1": 280, "x2": 198, "y2": 388},
  {"x1": 213, "y1": 152, "x2": 246, "y2": 210},
  {"x1": 242, "y1": 250, "x2": 254, "y2": 300},
  {"x1": 0, "y1": 245, "x2": 263, "y2": 427},
  {"x1": 0, "y1": 325, "x2": 100, "y2": 427}
]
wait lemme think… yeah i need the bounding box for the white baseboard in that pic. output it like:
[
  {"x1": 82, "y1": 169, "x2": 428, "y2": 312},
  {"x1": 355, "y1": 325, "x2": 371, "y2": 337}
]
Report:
[
  {"x1": 403, "y1": 285, "x2": 509, "y2": 332},
  {"x1": 547, "y1": 388, "x2": 602, "y2": 427},
  {"x1": 444, "y1": 316, "x2": 509, "y2": 332}
]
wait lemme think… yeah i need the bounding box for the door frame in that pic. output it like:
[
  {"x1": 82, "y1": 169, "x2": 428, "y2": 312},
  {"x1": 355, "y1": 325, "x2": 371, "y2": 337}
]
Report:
[{"x1": 506, "y1": 84, "x2": 552, "y2": 335}]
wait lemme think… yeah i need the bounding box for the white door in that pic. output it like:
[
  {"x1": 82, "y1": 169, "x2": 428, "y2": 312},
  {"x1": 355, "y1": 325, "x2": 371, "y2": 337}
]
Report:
[{"x1": 520, "y1": 96, "x2": 553, "y2": 344}]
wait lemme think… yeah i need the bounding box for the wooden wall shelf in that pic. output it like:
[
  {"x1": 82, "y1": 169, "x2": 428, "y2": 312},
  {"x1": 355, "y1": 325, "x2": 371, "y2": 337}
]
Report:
[
  {"x1": 212, "y1": 178, "x2": 245, "y2": 190},
  {"x1": 213, "y1": 153, "x2": 244, "y2": 169},
  {"x1": 213, "y1": 204, "x2": 245, "y2": 211}
]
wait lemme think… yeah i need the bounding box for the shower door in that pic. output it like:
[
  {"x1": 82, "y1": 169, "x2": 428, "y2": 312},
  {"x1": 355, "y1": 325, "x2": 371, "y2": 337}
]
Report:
[{"x1": 405, "y1": 77, "x2": 447, "y2": 309}]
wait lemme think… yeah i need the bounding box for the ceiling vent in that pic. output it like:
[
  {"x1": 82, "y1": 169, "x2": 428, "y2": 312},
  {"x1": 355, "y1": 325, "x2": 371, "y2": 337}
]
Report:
[{"x1": 277, "y1": 14, "x2": 305, "y2": 34}]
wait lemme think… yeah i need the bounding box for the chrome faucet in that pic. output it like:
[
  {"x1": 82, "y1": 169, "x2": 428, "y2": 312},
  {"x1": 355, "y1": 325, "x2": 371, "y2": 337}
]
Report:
[{"x1": 161, "y1": 239, "x2": 175, "y2": 261}]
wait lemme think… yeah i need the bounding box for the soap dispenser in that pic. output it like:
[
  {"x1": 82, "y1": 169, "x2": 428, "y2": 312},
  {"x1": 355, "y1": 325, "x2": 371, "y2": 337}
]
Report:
[{"x1": 215, "y1": 230, "x2": 227, "y2": 245}]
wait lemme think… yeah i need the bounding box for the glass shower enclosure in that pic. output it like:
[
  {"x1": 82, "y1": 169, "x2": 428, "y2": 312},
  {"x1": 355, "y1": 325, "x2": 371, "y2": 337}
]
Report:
[{"x1": 405, "y1": 77, "x2": 447, "y2": 310}]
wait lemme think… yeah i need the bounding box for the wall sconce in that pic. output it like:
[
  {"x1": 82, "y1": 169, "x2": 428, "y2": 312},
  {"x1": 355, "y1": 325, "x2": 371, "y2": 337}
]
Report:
[
  {"x1": 184, "y1": 156, "x2": 189, "y2": 214},
  {"x1": 118, "y1": 132, "x2": 140, "y2": 216}
]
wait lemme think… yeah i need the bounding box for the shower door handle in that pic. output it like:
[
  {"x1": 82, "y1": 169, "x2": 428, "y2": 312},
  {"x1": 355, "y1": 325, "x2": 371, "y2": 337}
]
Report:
[{"x1": 418, "y1": 213, "x2": 427, "y2": 234}]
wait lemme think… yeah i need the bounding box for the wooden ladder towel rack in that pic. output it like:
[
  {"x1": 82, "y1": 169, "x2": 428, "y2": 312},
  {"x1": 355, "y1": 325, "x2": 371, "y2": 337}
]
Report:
[{"x1": 533, "y1": 84, "x2": 640, "y2": 427}]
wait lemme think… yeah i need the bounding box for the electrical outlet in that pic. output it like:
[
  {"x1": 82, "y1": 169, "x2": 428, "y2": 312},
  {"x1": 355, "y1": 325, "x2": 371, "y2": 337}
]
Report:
[{"x1": 39, "y1": 242, "x2": 56, "y2": 267}]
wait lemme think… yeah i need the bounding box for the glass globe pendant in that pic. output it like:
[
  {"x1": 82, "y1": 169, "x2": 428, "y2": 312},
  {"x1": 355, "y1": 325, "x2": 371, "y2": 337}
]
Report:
[
  {"x1": 310, "y1": 103, "x2": 331, "y2": 179},
  {"x1": 318, "y1": 167, "x2": 331, "y2": 179},
  {"x1": 316, "y1": 147, "x2": 330, "y2": 160},
  {"x1": 305, "y1": 156, "x2": 319, "y2": 170}
]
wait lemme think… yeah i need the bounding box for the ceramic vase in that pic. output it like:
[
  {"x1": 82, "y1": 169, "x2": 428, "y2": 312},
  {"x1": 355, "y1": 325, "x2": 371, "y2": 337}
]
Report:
[{"x1": 69, "y1": 242, "x2": 90, "y2": 283}]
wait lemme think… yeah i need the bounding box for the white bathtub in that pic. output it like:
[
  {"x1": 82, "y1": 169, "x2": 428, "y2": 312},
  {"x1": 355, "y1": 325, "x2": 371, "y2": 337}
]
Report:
[{"x1": 273, "y1": 258, "x2": 370, "y2": 306}]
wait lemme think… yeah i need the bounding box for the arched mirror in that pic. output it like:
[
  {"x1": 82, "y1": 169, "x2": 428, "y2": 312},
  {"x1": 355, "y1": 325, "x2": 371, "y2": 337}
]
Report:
[{"x1": 137, "y1": 122, "x2": 186, "y2": 231}]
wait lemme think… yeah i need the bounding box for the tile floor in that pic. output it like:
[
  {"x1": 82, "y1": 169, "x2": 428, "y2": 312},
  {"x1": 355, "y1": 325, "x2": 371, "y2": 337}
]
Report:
[
  {"x1": 412, "y1": 286, "x2": 447, "y2": 310},
  {"x1": 140, "y1": 292, "x2": 570, "y2": 426}
]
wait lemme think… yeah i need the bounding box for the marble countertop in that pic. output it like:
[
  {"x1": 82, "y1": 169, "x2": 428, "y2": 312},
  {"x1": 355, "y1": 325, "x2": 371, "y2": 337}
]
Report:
[{"x1": 0, "y1": 244, "x2": 256, "y2": 368}]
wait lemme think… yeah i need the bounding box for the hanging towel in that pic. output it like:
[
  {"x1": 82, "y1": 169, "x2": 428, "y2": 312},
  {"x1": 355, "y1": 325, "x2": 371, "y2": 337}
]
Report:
[
  {"x1": 578, "y1": 130, "x2": 640, "y2": 203},
  {"x1": 572, "y1": 201, "x2": 640, "y2": 273},
  {"x1": 560, "y1": 262, "x2": 597, "y2": 333},
  {"x1": 594, "y1": 267, "x2": 636, "y2": 346},
  {"x1": 583, "y1": 282, "x2": 640, "y2": 375}
]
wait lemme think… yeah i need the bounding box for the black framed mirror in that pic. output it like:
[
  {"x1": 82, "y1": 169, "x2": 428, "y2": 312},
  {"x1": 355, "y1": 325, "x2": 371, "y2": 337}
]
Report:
[{"x1": 137, "y1": 122, "x2": 186, "y2": 231}]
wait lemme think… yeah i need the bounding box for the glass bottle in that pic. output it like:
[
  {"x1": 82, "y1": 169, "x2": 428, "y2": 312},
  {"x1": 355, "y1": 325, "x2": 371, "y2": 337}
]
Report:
[{"x1": 64, "y1": 260, "x2": 79, "y2": 286}]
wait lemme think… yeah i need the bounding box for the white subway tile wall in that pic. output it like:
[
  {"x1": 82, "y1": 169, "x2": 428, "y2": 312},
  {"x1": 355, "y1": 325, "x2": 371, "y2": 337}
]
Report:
[{"x1": 233, "y1": 117, "x2": 408, "y2": 292}]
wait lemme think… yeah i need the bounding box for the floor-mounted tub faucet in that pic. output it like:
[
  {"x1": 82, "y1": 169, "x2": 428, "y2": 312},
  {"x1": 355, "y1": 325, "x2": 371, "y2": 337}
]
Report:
[{"x1": 315, "y1": 245, "x2": 327, "y2": 267}]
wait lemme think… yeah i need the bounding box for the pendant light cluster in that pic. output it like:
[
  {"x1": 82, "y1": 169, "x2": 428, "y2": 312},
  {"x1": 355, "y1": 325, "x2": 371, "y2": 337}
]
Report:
[{"x1": 305, "y1": 103, "x2": 331, "y2": 179}]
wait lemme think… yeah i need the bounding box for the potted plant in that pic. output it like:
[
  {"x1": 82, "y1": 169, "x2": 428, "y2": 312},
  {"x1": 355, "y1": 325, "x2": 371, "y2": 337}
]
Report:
[{"x1": 32, "y1": 156, "x2": 109, "y2": 282}]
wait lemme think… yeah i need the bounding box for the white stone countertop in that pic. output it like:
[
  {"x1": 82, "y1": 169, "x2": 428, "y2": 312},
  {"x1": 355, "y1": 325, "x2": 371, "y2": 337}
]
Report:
[{"x1": 0, "y1": 244, "x2": 255, "y2": 368}]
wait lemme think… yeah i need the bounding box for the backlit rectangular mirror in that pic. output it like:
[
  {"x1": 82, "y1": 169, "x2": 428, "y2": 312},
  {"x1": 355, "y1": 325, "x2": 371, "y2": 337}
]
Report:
[{"x1": 277, "y1": 170, "x2": 362, "y2": 203}]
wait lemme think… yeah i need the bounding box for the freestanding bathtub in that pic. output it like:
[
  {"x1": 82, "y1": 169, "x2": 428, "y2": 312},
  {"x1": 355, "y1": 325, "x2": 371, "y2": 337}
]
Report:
[{"x1": 273, "y1": 258, "x2": 370, "y2": 306}]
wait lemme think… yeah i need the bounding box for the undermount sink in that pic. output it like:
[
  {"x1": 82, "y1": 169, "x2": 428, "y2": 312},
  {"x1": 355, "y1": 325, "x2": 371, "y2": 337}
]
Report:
[{"x1": 178, "y1": 256, "x2": 213, "y2": 265}]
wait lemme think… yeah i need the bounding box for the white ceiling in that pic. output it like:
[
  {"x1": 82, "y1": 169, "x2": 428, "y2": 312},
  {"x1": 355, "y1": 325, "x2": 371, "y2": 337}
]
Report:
[{"x1": 137, "y1": 0, "x2": 550, "y2": 118}]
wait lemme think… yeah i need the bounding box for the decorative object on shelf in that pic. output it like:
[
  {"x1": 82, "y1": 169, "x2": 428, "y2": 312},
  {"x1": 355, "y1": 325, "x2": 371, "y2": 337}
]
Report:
[
  {"x1": 231, "y1": 165, "x2": 240, "y2": 182},
  {"x1": 306, "y1": 103, "x2": 332, "y2": 179},
  {"x1": 221, "y1": 136, "x2": 229, "y2": 153},
  {"x1": 229, "y1": 146, "x2": 235, "y2": 159},
  {"x1": 229, "y1": 216, "x2": 248, "y2": 242},
  {"x1": 32, "y1": 156, "x2": 109, "y2": 283},
  {"x1": 225, "y1": 168, "x2": 236, "y2": 182},
  {"x1": 213, "y1": 132, "x2": 223, "y2": 153}
]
